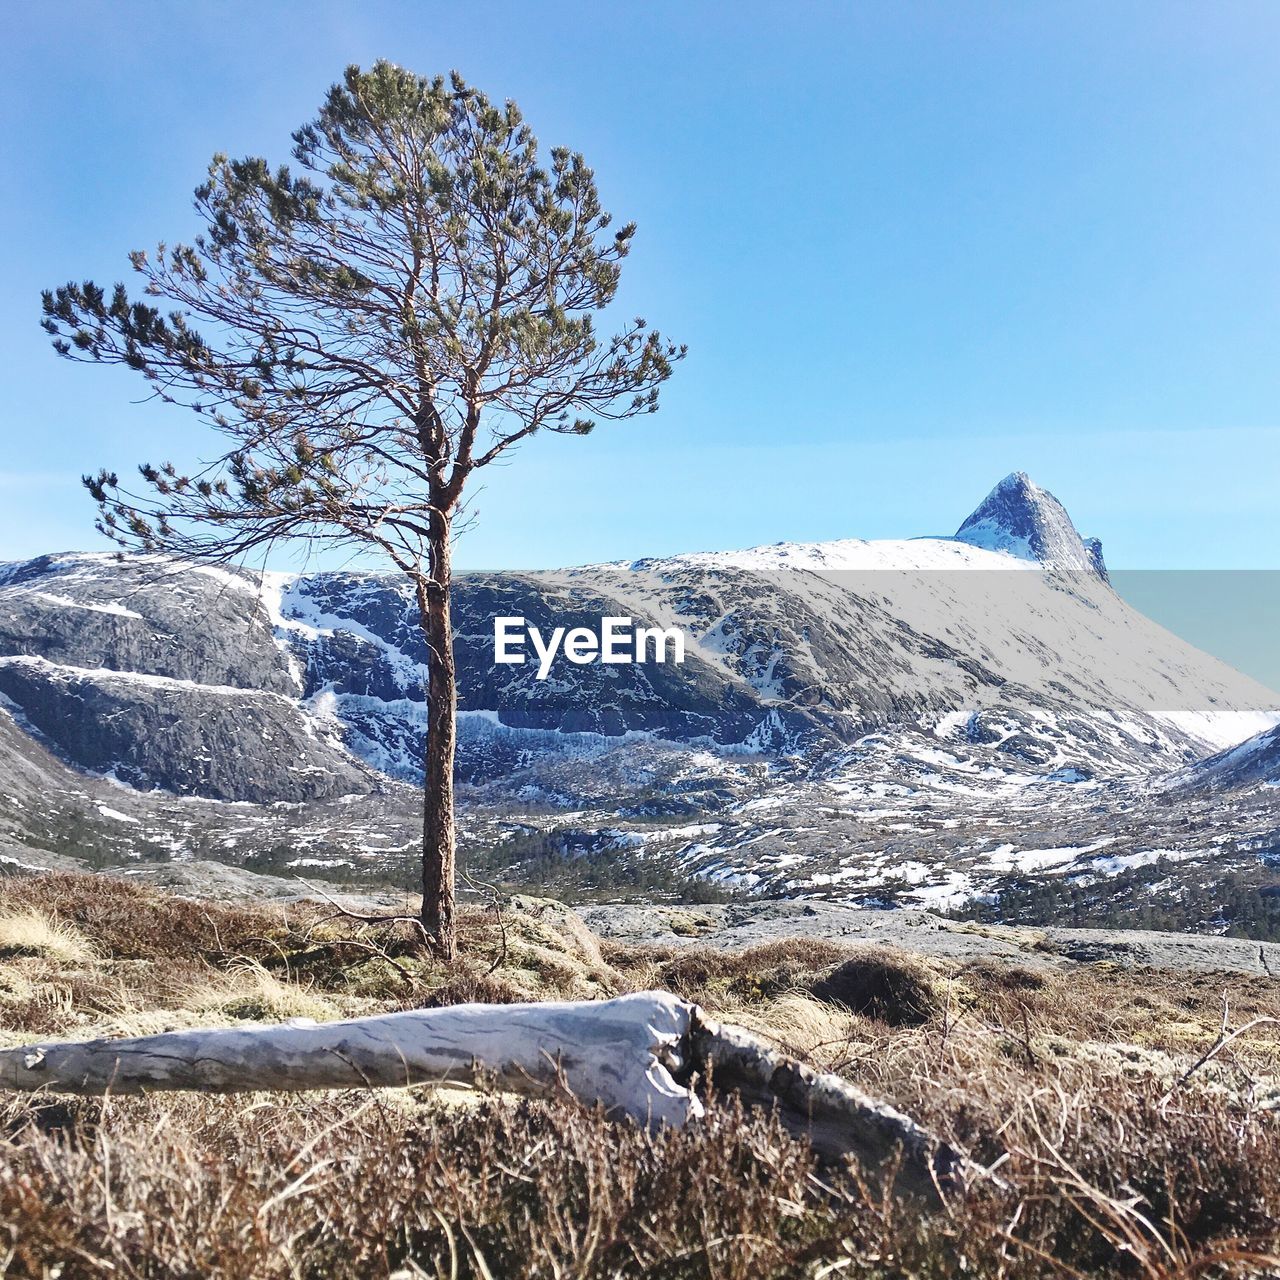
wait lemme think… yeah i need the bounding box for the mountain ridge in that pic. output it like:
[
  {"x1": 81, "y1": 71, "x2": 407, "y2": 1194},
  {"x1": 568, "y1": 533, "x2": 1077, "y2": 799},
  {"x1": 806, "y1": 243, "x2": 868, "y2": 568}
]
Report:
[
  {"x1": 0, "y1": 474, "x2": 1276, "y2": 917},
  {"x1": 1, "y1": 474, "x2": 1274, "y2": 803}
]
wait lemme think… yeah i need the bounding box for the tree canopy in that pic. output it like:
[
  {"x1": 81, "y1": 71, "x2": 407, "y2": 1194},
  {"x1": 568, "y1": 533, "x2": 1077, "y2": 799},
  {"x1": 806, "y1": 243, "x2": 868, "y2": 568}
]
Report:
[{"x1": 44, "y1": 60, "x2": 684, "y2": 573}]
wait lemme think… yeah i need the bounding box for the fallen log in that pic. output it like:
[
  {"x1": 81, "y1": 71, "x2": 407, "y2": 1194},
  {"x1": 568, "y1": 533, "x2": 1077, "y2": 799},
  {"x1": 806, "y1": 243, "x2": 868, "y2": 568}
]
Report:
[
  {"x1": 689, "y1": 1008, "x2": 967, "y2": 1198},
  {"x1": 0, "y1": 989, "x2": 969, "y2": 1198},
  {"x1": 0, "y1": 991, "x2": 700, "y2": 1128}
]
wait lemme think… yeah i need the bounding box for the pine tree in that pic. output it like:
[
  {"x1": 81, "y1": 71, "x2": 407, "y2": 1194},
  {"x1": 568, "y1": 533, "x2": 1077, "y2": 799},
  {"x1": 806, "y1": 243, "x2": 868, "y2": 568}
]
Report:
[{"x1": 41, "y1": 62, "x2": 683, "y2": 960}]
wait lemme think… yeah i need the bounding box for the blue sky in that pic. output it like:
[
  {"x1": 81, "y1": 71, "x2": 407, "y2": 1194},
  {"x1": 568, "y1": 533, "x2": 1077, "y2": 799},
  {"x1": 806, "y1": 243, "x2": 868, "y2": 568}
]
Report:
[{"x1": 2, "y1": 1, "x2": 1280, "y2": 572}]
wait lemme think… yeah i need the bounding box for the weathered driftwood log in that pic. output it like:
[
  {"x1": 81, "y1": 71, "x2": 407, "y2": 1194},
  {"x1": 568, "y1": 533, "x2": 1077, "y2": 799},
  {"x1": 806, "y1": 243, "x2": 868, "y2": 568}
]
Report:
[
  {"x1": 688, "y1": 1008, "x2": 968, "y2": 1198},
  {"x1": 0, "y1": 990, "x2": 969, "y2": 1197},
  {"x1": 0, "y1": 991, "x2": 702, "y2": 1128}
]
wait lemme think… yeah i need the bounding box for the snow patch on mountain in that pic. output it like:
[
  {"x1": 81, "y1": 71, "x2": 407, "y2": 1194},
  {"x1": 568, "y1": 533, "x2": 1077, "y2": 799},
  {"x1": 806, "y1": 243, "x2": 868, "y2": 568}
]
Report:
[{"x1": 0, "y1": 654, "x2": 294, "y2": 701}]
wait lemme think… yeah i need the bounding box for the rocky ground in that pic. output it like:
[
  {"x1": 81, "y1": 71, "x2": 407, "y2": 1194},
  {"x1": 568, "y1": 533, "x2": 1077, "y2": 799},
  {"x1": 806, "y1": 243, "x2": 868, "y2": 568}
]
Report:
[
  {"x1": 578, "y1": 898, "x2": 1280, "y2": 976},
  {"x1": 6, "y1": 841, "x2": 1277, "y2": 980}
]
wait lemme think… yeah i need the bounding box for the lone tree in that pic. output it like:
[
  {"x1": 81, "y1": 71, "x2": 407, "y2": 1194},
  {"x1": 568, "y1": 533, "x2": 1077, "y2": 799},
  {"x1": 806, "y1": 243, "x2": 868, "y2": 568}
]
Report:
[{"x1": 41, "y1": 62, "x2": 683, "y2": 960}]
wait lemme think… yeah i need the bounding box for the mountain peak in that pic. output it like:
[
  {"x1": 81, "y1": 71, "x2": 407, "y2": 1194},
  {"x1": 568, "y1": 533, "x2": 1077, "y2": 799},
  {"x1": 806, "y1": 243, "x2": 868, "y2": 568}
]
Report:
[{"x1": 955, "y1": 473, "x2": 1108, "y2": 578}]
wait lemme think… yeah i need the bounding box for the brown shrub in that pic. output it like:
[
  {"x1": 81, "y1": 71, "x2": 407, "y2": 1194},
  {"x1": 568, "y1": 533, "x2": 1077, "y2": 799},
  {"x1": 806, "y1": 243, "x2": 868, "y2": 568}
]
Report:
[
  {"x1": 0, "y1": 1093, "x2": 826, "y2": 1279},
  {"x1": 810, "y1": 950, "x2": 945, "y2": 1026},
  {"x1": 0, "y1": 872, "x2": 288, "y2": 961},
  {"x1": 628, "y1": 937, "x2": 852, "y2": 1003},
  {"x1": 0, "y1": 1079, "x2": 1277, "y2": 1279},
  {"x1": 416, "y1": 968, "x2": 531, "y2": 1008}
]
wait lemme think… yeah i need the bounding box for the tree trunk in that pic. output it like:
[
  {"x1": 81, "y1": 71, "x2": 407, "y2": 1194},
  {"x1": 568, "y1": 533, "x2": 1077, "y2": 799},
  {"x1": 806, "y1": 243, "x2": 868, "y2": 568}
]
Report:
[{"x1": 421, "y1": 506, "x2": 457, "y2": 960}]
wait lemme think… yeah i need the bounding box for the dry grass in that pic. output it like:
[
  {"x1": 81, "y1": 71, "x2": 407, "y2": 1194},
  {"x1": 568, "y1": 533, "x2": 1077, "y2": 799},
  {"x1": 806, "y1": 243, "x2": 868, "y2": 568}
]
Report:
[
  {"x1": 0, "y1": 907, "x2": 95, "y2": 965},
  {"x1": 1, "y1": 872, "x2": 1279, "y2": 1277},
  {"x1": 176, "y1": 959, "x2": 341, "y2": 1025}
]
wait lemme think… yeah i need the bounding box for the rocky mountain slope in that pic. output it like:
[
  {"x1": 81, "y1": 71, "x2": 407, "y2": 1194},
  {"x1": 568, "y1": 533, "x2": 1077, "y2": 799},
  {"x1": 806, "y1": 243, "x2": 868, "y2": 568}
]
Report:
[
  {"x1": 0, "y1": 474, "x2": 1275, "y2": 919},
  {"x1": 0, "y1": 555, "x2": 376, "y2": 802},
  {"x1": 1187, "y1": 721, "x2": 1280, "y2": 792}
]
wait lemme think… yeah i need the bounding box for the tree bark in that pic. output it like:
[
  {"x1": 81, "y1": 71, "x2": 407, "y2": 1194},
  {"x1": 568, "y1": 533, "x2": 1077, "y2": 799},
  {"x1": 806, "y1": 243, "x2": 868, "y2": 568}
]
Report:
[{"x1": 420, "y1": 504, "x2": 457, "y2": 960}]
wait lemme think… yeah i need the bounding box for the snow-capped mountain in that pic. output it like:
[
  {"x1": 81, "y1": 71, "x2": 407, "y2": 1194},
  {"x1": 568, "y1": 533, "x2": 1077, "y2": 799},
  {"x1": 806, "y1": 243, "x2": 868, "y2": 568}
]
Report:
[
  {"x1": 2, "y1": 472, "x2": 1272, "y2": 797},
  {"x1": 0, "y1": 474, "x2": 1275, "y2": 914},
  {"x1": 954, "y1": 471, "x2": 1109, "y2": 577}
]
